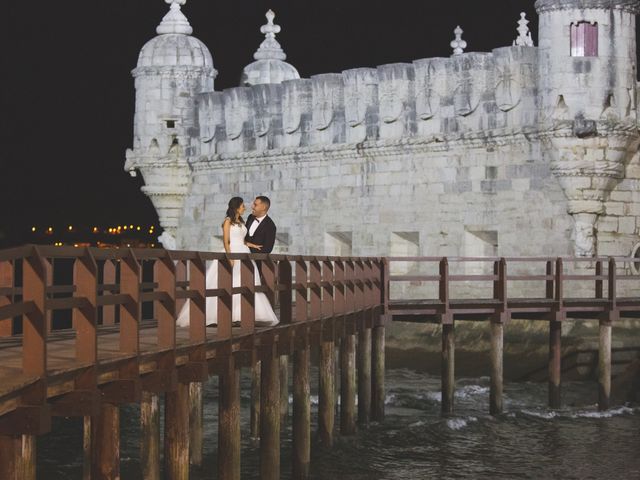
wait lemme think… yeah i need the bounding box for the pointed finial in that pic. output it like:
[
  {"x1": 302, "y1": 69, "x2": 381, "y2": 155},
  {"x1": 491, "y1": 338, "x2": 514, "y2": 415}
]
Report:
[
  {"x1": 513, "y1": 12, "x2": 534, "y2": 47},
  {"x1": 253, "y1": 9, "x2": 287, "y2": 61},
  {"x1": 157, "y1": 0, "x2": 193, "y2": 35},
  {"x1": 450, "y1": 26, "x2": 467, "y2": 56}
]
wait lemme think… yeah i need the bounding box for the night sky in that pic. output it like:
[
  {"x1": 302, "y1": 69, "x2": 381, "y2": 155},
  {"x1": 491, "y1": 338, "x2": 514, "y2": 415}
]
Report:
[{"x1": 1, "y1": 0, "x2": 538, "y2": 247}]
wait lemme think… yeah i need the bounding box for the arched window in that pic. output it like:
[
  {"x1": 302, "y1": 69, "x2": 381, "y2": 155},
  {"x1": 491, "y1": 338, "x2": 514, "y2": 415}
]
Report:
[{"x1": 571, "y1": 22, "x2": 598, "y2": 57}]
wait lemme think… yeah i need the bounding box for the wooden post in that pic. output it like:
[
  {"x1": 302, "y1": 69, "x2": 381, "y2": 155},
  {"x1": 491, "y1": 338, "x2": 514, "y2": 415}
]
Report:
[
  {"x1": 0, "y1": 434, "x2": 36, "y2": 480},
  {"x1": 371, "y1": 260, "x2": 386, "y2": 422},
  {"x1": 102, "y1": 260, "x2": 116, "y2": 325},
  {"x1": 250, "y1": 362, "x2": 261, "y2": 441},
  {"x1": 0, "y1": 261, "x2": 14, "y2": 336},
  {"x1": 0, "y1": 435, "x2": 18, "y2": 480},
  {"x1": 490, "y1": 259, "x2": 506, "y2": 415},
  {"x1": 189, "y1": 383, "x2": 203, "y2": 467},
  {"x1": 186, "y1": 256, "x2": 206, "y2": 467},
  {"x1": 164, "y1": 382, "x2": 190, "y2": 480},
  {"x1": 280, "y1": 355, "x2": 289, "y2": 427},
  {"x1": 218, "y1": 355, "x2": 241, "y2": 480},
  {"x1": 490, "y1": 322, "x2": 504, "y2": 415},
  {"x1": 357, "y1": 326, "x2": 372, "y2": 425},
  {"x1": 45, "y1": 259, "x2": 53, "y2": 332},
  {"x1": 19, "y1": 248, "x2": 49, "y2": 479},
  {"x1": 83, "y1": 417, "x2": 91, "y2": 480},
  {"x1": 260, "y1": 344, "x2": 280, "y2": 480},
  {"x1": 19, "y1": 435, "x2": 36, "y2": 480},
  {"x1": 319, "y1": 261, "x2": 335, "y2": 446},
  {"x1": 141, "y1": 392, "x2": 160, "y2": 480},
  {"x1": 441, "y1": 323, "x2": 455, "y2": 415},
  {"x1": 548, "y1": 321, "x2": 562, "y2": 409},
  {"x1": 371, "y1": 326, "x2": 386, "y2": 421},
  {"x1": 319, "y1": 335, "x2": 335, "y2": 447},
  {"x1": 598, "y1": 322, "x2": 612, "y2": 411},
  {"x1": 599, "y1": 257, "x2": 617, "y2": 411},
  {"x1": 340, "y1": 334, "x2": 357, "y2": 435},
  {"x1": 91, "y1": 403, "x2": 120, "y2": 480},
  {"x1": 292, "y1": 343, "x2": 310, "y2": 479},
  {"x1": 549, "y1": 257, "x2": 563, "y2": 409}
]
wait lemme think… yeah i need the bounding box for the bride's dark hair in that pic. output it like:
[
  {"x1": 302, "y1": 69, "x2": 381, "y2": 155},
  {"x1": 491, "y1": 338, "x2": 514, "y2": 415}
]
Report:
[{"x1": 225, "y1": 197, "x2": 245, "y2": 225}]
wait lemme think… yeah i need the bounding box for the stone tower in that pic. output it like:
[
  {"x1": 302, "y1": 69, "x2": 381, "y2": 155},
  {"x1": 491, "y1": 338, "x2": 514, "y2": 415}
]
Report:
[
  {"x1": 125, "y1": 0, "x2": 216, "y2": 246},
  {"x1": 536, "y1": 0, "x2": 640, "y2": 256}
]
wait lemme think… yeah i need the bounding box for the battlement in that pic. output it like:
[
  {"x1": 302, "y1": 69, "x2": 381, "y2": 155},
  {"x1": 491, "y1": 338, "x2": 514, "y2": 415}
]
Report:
[{"x1": 195, "y1": 46, "x2": 539, "y2": 158}]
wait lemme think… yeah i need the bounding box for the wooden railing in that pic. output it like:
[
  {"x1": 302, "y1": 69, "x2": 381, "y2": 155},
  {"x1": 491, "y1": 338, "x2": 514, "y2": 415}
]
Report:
[
  {"x1": 385, "y1": 255, "x2": 640, "y2": 415},
  {"x1": 0, "y1": 245, "x2": 385, "y2": 480},
  {"x1": 386, "y1": 256, "x2": 640, "y2": 322}
]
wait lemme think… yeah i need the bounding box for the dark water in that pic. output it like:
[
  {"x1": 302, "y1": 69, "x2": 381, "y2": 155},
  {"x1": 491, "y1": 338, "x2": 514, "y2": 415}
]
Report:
[{"x1": 38, "y1": 369, "x2": 640, "y2": 479}]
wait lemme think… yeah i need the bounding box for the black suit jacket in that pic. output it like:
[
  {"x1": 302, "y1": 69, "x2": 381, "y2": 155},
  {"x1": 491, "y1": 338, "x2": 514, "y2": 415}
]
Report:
[{"x1": 244, "y1": 215, "x2": 276, "y2": 254}]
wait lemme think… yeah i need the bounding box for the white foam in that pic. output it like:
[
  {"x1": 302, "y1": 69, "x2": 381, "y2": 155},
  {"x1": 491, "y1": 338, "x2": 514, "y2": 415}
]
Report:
[
  {"x1": 571, "y1": 406, "x2": 636, "y2": 419},
  {"x1": 456, "y1": 385, "x2": 490, "y2": 398},
  {"x1": 384, "y1": 393, "x2": 398, "y2": 405},
  {"x1": 521, "y1": 405, "x2": 637, "y2": 420},
  {"x1": 521, "y1": 409, "x2": 559, "y2": 419},
  {"x1": 446, "y1": 416, "x2": 478, "y2": 430},
  {"x1": 408, "y1": 420, "x2": 427, "y2": 428}
]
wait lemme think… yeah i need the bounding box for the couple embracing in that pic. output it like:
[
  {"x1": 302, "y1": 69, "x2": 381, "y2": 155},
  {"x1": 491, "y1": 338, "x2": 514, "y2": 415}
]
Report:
[{"x1": 177, "y1": 196, "x2": 279, "y2": 327}]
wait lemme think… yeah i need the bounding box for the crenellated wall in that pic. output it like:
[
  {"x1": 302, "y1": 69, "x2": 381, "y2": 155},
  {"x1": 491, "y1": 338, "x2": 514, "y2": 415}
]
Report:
[{"x1": 194, "y1": 46, "x2": 539, "y2": 156}]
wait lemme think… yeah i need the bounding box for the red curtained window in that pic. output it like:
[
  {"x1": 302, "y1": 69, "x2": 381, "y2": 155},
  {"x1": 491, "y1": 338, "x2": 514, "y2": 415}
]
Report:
[{"x1": 570, "y1": 22, "x2": 598, "y2": 57}]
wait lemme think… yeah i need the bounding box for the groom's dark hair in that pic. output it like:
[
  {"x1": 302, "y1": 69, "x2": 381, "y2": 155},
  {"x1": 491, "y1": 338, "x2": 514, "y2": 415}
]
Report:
[{"x1": 256, "y1": 195, "x2": 271, "y2": 209}]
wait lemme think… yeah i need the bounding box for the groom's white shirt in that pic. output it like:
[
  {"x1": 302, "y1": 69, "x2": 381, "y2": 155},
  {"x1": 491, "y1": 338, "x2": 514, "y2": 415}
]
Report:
[{"x1": 248, "y1": 214, "x2": 267, "y2": 237}]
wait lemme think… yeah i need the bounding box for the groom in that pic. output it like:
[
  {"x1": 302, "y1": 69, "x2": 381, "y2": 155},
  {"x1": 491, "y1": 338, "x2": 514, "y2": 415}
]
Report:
[{"x1": 245, "y1": 196, "x2": 276, "y2": 274}]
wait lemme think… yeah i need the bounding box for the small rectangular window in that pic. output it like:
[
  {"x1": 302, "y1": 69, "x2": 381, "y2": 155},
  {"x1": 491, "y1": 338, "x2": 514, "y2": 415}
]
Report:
[
  {"x1": 571, "y1": 22, "x2": 598, "y2": 57},
  {"x1": 166, "y1": 120, "x2": 176, "y2": 129}
]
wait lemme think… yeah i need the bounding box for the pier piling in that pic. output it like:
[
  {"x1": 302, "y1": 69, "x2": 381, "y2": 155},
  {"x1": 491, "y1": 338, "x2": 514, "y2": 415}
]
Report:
[
  {"x1": 441, "y1": 323, "x2": 455, "y2": 415},
  {"x1": 340, "y1": 333, "x2": 357, "y2": 435},
  {"x1": 280, "y1": 355, "x2": 289, "y2": 427},
  {"x1": 218, "y1": 355, "x2": 241, "y2": 480},
  {"x1": 598, "y1": 321, "x2": 612, "y2": 411},
  {"x1": 371, "y1": 324, "x2": 385, "y2": 421},
  {"x1": 260, "y1": 344, "x2": 281, "y2": 480},
  {"x1": 0, "y1": 435, "x2": 18, "y2": 479},
  {"x1": 140, "y1": 392, "x2": 160, "y2": 480},
  {"x1": 319, "y1": 333, "x2": 336, "y2": 447},
  {"x1": 548, "y1": 320, "x2": 562, "y2": 409},
  {"x1": 292, "y1": 340, "x2": 311, "y2": 479},
  {"x1": 164, "y1": 382, "x2": 190, "y2": 480},
  {"x1": 189, "y1": 382, "x2": 203, "y2": 467},
  {"x1": 357, "y1": 325, "x2": 372, "y2": 425},
  {"x1": 490, "y1": 322, "x2": 504, "y2": 415},
  {"x1": 91, "y1": 403, "x2": 120, "y2": 480},
  {"x1": 250, "y1": 362, "x2": 261, "y2": 440}
]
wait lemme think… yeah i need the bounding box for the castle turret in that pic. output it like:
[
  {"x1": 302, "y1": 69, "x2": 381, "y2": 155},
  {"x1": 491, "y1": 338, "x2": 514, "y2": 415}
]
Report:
[
  {"x1": 536, "y1": 0, "x2": 640, "y2": 256},
  {"x1": 125, "y1": 0, "x2": 216, "y2": 245},
  {"x1": 240, "y1": 10, "x2": 300, "y2": 86}
]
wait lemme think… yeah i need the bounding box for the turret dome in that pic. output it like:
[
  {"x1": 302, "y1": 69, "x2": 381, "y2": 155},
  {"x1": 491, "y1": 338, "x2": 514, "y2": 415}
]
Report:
[
  {"x1": 134, "y1": 0, "x2": 216, "y2": 76},
  {"x1": 240, "y1": 10, "x2": 300, "y2": 86}
]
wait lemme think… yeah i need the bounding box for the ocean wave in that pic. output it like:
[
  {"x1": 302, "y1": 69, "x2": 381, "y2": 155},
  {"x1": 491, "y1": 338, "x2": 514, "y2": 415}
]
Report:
[
  {"x1": 571, "y1": 406, "x2": 636, "y2": 419},
  {"x1": 446, "y1": 416, "x2": 478, "y2": 430},
  {"x1": 520, "y1": 405, "x2": 637, "y2": 420}
]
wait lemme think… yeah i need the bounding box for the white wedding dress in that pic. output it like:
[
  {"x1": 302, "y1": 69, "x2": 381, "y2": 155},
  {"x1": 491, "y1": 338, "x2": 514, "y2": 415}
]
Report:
[{"x1": 176, "y1": 222, "x2": 279, "y2": 327}]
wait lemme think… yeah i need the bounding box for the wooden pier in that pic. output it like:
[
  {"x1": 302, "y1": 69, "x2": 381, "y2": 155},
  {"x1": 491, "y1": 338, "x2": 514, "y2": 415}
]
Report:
[
  {"x1": 0, "y1": 246, "x2": 639, "y2": 478},
  {"x1": 386, "y1": 256, "x2": 640, "y2": 415},
  {"x1": 0, "y1": 246, "x2": 385, "y2": 479}
]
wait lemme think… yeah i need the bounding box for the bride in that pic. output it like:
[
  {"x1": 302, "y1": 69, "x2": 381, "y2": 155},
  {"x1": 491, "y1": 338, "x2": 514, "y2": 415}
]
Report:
[{"x1": 176, "y1": 197, "x2": 279, "y2": 327}]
